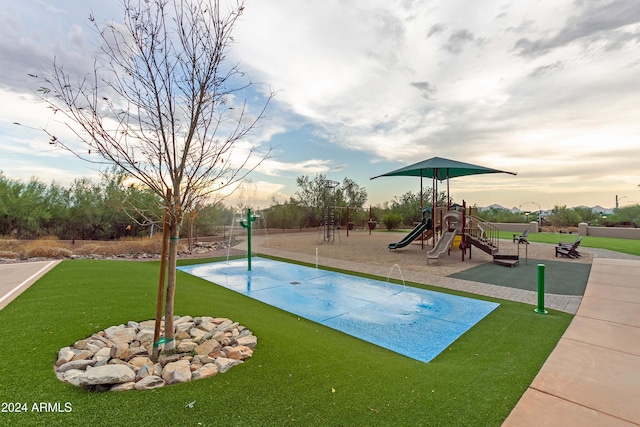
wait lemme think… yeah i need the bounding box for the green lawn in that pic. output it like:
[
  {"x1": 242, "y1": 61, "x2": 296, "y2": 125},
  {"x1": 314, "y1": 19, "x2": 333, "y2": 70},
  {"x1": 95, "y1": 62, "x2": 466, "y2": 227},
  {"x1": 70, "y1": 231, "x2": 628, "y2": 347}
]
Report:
[
  {"x1": 498, "y1": 231, "x2": 640, "y2": 256},
  {"x1": 0, "y1": 258, "x2": 572, "y2": 426}
]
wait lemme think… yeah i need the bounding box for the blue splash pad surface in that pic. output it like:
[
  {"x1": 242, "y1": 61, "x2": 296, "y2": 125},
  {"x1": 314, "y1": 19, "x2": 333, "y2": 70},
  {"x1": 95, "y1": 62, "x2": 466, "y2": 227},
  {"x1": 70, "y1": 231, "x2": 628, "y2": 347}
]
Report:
[{"x1": 178, "y1": 257, "x2": 499, "y2": 363}]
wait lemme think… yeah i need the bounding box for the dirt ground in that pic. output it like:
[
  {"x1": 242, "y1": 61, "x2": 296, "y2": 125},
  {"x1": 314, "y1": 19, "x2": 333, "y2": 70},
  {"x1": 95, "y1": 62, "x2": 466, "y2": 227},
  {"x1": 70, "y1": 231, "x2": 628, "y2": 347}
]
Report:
[{"x1": 241, "y1": 229, "x2": 591, "y2": 278}]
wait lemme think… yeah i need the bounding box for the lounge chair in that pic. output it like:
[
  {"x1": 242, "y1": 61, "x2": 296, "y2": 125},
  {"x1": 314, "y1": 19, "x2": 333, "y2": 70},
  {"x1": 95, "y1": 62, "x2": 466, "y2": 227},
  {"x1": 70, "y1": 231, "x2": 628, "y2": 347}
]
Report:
[
  {"x1": 559, "y1": 236, "x2": 582, "y2": 248},
  {"x1": 555, "y1": 237, "x2": 582, "y2": 258},
  {"x1": 513, "y1": 229, "x2": 529, "y2": 244}
]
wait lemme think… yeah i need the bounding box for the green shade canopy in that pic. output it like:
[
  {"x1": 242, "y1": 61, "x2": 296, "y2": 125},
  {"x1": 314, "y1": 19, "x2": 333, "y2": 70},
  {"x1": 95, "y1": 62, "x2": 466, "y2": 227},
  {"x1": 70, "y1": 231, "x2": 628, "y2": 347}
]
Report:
[{"x1": 370, "y1": 156, "x2": 516, "y2": 181}]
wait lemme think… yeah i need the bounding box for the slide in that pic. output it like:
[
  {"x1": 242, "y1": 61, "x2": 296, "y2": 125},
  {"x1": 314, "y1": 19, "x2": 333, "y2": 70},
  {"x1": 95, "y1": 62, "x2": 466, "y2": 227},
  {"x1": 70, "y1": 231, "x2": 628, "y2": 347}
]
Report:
[
  {"x1": 427, "y1": 231, "x2": 457, "y2": 261},
  {"x1": 388, "y1": 219, "x2": 428, "y2": 250}
]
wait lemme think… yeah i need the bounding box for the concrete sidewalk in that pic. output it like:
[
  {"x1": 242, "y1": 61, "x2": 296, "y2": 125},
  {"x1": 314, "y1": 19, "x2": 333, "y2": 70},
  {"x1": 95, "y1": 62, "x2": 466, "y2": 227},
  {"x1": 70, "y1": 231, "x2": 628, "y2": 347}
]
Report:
[
  {"x1": 0, "y1": 260, "x2": 60, "y2": 310},
  {"x1": 503, "y1": 258, "x2": 640, "y2": 426}
]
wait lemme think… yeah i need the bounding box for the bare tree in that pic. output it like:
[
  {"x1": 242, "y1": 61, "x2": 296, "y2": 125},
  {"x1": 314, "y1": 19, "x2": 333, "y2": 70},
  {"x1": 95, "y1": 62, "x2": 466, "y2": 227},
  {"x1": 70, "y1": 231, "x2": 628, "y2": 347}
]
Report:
[{"x1": 32, "y1": 0, "x2": 273, "y2": 355}]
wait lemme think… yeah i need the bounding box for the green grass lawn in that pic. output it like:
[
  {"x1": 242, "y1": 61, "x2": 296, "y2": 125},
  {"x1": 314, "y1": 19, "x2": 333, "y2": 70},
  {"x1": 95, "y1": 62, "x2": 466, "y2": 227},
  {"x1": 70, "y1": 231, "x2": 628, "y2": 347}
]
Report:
[
  {"x1": 0, "y1": 258, "x2": 572, "y2": 426},
  {"x1": 498, "y1": 231, "x2": 640, "y2": 256}
]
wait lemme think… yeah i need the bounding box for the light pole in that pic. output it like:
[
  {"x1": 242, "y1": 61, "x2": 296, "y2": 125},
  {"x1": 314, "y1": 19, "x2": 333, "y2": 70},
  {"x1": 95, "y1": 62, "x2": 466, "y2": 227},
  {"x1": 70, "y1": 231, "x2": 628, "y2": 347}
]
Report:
[
  {"x1": 519, "y1": 202, "x2": 542, "y2": 225},
  {"x1": 616, "y1": 195, "x2": 627, "y2": 209}
]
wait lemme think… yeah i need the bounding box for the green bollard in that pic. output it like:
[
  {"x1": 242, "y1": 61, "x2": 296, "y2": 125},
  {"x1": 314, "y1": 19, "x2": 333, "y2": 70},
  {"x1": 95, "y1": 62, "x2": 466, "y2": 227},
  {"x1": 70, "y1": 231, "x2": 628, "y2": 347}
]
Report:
[
  {"x1": 534, "y1": 263, "x2": 548, "y2": 314},
  {"x1": 240, "y1": 208, "x2": 257, "y2": 271}
]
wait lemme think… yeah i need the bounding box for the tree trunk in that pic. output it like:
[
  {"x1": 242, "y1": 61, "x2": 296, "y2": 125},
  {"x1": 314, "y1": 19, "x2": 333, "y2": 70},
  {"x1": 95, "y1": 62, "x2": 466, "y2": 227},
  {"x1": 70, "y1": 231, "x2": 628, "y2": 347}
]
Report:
[{"x1": 163, "y1": 223, "x2": 179, "y2": 354}]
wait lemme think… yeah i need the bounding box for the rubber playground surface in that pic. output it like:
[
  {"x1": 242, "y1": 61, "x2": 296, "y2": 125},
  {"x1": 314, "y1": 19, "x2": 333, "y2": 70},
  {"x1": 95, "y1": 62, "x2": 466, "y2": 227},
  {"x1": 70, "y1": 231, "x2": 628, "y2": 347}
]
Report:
[
  {"x1": 449, "y1": 258, "x2": 592, "y2": 296},
  {"x1": 179, "y1": 257, "x2": 499, "y2": 363}
]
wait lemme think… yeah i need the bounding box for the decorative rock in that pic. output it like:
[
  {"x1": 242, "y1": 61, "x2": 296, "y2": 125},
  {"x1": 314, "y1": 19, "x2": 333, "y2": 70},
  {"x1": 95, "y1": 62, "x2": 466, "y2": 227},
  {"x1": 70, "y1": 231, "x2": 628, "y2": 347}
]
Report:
[
  {"x1": 215, "y1": 320, "x2": 238, "y2": 332},
  {"x1": 193, "y1": 355, "x2": 216, "y2": 365},
  {"x1": 174, "y1": 315, "x2": 193, "y2": 325},
  {"x1": 190, "y1": 328, "x2": 206, "y2": 341},
  {"x1": 162, "y1": 360, "x2": 191, "y2": 385},
  {"x1": 90, "y1": 334, "x2": 110, "y2": 345},
  {"x1": 197, "y1": 319, "x2": 216, "y2": 332},
  {"x1": 110, "y1": 343, "x2": 130, "y2": 360},
  {"x1": 136, "y1": 330, "x2": 154, "y2": 343},
  {"x1": 71, "y1": 350, "x2": 93, "y2": 361},
  {"x1": 194, "y1": 338, "x2": 221, "y2": 356},
  {"x1": 135, "y1": 375, "x2": 165, "y2": 390},
  {"x1": 158, "y1": 354, "x2": 181, "y2": 366},
  {"x1": 192, "y1": 363, "x2": 218, "y2": 380},
  {"x1": 56, "y1": 359, "x2": 96, "y2": 373},
  {"x1": 109, "y1": 328, "x2": 136, "y2": 345},
  {"x1": 136, "y1": 363, "x2": 153, "y2": 380},
  {"x1": 94, "y1": 347, "x2": 112, "y2": 362},
  {"x1": 103, "y1": 325, "x2": 125, "y2": 338},
  {"x1": 56, "y1": 347, "x2": 75, "y2": 367},
  {"x1": 63, "y1": 369, "x2": 86, "y2": 386},
  {"x1": 55, "y1": 316, "x2": 256, "y2": 391},
  {"x1": 111, "y1": 382, "x2": 136, "y2": 391},
  {"x1": 177, "y1": 341, "x2": 198, "y2": 353},
  {"x1": 79, "y1": 365, "x2": 135, "y2": 387},
  {"x1": 129, "y1": 356, "x2": 153, "y2": 368},
  {"x1": 236, "y1": 335, "x2": 258, "y2": 349},
  {"x1": 86, "y1": 343, "x2": 102, "y2": 354},
  {"x1": 107, "y1": 359, "x2": 135, "y2": 371},
  {"x1": 88, "y1": 339, "x2": 107, "y2": 349},
  {"x1": 138, "y1": 320, "x2": 156, "y2": 329},
  {"x1": 74, "y1": 339, "x2": 90, "y2": 350},
  {"x1": 214, "y1": 357, "x2": 243, "y2": 373},
  {"x1": 227, "y1": 345, "x2": 253, "y2": 360},
  {"x1": 128, "y1": 346, "x2": 149, "y2": 358},
  {"x1": 127, "y1": 321, "x2": 140, "y2": 329},
  {"x1": 175, "y1": 330, "x2": 191, "y2": 340}
]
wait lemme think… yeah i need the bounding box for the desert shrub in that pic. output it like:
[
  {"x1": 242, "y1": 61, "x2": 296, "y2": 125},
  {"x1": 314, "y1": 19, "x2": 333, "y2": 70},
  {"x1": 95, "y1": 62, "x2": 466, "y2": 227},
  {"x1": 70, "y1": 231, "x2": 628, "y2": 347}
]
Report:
[
  {"x1": 73, "y1": 243, "x2": 112, "y2": 256},
  {"x1": 0, "y1": 239, "x2": 21, "y2": 252},
  {"x1": 382, "y1": 213, "x2": 404, "y2": 230},
  {"x1": 24, "y1": 247, "x2": 73, "y2": 259},
  {"x1": 0, "y1": 250, "x2": 19, "y2": 259}
]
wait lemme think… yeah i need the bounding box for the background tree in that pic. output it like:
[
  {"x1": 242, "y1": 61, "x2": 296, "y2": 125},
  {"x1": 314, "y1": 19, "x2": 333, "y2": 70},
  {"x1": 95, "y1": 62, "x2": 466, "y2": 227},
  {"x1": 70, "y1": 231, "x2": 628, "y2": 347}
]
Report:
[
  {"x1": 293, "y1": 174, "x2": 368, "y2": 227},
  {"x1": 547, "y1": 205, "x2": 582, "y2": 227},
  {"x1": 609, "y1": 205, "x2": 640, "y2": 226},
  {"x1": 571, "y1": 207, "x2": 600, "y2": 225},
  {"x1": 293, "y1": 174, "x2": 333, "y2": 227},
  {"x1": 33, "y1": 0, "x2": 273, "y2": 354},
  {"x1": 334, "y1": 177, "x2": 368, "y2": 225},
  {"x1": 476, "y1": 206, "x2": 531, "y2": 223},
  {"x1": 265, "y1": 199, "x2": 305, "y2": 230}
]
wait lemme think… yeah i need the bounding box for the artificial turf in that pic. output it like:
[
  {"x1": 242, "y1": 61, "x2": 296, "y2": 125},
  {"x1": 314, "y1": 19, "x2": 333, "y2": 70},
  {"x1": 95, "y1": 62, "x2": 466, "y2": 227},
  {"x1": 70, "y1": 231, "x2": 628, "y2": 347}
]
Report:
[
  {"x1": 449, "y1": 258, "x2": 591, "y2": 296},
  {"x1": 0, "y1": 258, "x2": 572, "y2": 426}
]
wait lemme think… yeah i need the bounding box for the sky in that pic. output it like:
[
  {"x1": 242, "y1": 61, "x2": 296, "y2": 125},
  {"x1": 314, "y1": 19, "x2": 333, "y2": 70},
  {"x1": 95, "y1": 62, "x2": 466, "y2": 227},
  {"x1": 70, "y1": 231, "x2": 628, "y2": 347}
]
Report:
[{"x1": 1, "y1": 0, "x2": 639, "y2": 211}]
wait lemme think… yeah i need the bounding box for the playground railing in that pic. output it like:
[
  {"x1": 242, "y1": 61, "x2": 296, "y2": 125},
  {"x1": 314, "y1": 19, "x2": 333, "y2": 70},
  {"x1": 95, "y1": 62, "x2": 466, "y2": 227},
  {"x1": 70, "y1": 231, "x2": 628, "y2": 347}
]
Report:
[{"x1": 466, "y1": 215, "x2": 500, "y2": 253}]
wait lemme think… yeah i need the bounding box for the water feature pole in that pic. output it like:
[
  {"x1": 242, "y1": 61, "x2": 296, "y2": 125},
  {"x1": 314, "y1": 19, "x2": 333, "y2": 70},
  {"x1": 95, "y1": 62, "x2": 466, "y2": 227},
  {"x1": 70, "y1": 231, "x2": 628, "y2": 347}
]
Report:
[
  {"x1": 240, "y1": 208, "x2": 257, "y2": 271},
  {"x1": 535, "y1": 263, "x2": 548, "y2": 314}
]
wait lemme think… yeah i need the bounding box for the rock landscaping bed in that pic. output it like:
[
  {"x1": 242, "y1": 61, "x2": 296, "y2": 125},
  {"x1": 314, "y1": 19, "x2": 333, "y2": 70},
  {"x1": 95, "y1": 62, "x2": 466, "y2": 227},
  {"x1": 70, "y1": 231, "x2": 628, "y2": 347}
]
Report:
[
  {"x1": 0, "y1": 238, "x2": 243, "y2": 263},
  {"x1": 54, "y1": 315, "x2": 256, "y2": 391}
]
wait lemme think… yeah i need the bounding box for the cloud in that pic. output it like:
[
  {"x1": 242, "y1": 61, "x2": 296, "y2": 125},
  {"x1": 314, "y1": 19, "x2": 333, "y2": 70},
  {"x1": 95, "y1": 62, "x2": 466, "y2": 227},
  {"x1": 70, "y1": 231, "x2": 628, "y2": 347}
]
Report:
[
  {"x1": 514, "y1": 0, "x2": 640, "y2": 57},
  {"x1": 427, "y1": 23, "x2": 447, "y2": 38},
  {"x1": 528, "y1": 61, "x2": 565, "y2": 78},
  {"x1": 409, "y1": 81, "x2": 436, "y2": 99},
  {"x1": 2, "y1": 0, "x2": 640, "y2": 210},
  {"x1": 443, "y1": 29, "x2": 476, "y2": 54},
  {"x1": 256, "y1": 158, "x2": 334, "y2": 177}
]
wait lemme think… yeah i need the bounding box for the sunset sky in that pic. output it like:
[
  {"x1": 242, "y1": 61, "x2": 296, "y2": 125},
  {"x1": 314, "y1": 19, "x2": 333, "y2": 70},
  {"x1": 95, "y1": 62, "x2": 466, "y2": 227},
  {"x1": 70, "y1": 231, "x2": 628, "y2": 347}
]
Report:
[{"x1": 1, "y1": 0, "x2": 639, "y2": 210}]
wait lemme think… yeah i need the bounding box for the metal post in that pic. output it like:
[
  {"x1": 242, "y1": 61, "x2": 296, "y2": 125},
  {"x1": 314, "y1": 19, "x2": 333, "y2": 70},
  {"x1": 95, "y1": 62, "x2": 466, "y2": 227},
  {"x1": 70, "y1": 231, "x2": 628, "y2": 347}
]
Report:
[
  {"x1": 240, "y1": 208, "x2": 257, "y2": 271},
  {"x1": 535, "y1": 263, "x2": 548, "y2": 314}
]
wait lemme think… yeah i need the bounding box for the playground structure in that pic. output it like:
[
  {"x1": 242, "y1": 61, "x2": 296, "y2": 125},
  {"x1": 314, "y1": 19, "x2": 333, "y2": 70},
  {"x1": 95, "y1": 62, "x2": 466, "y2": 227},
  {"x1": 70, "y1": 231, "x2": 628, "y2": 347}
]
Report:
[
  {"x1": 318, "y1": 180, "x2": 340, "y2": 243},
  {"x1": 388, "y1": 207, "x2": 434, "y2": 249},
  {"x1": 395, "y1": 201, "x2": 520, "y2": 267},
  {"x1": 427, "y1": 210, "x2": 463, "y2": 263}
]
